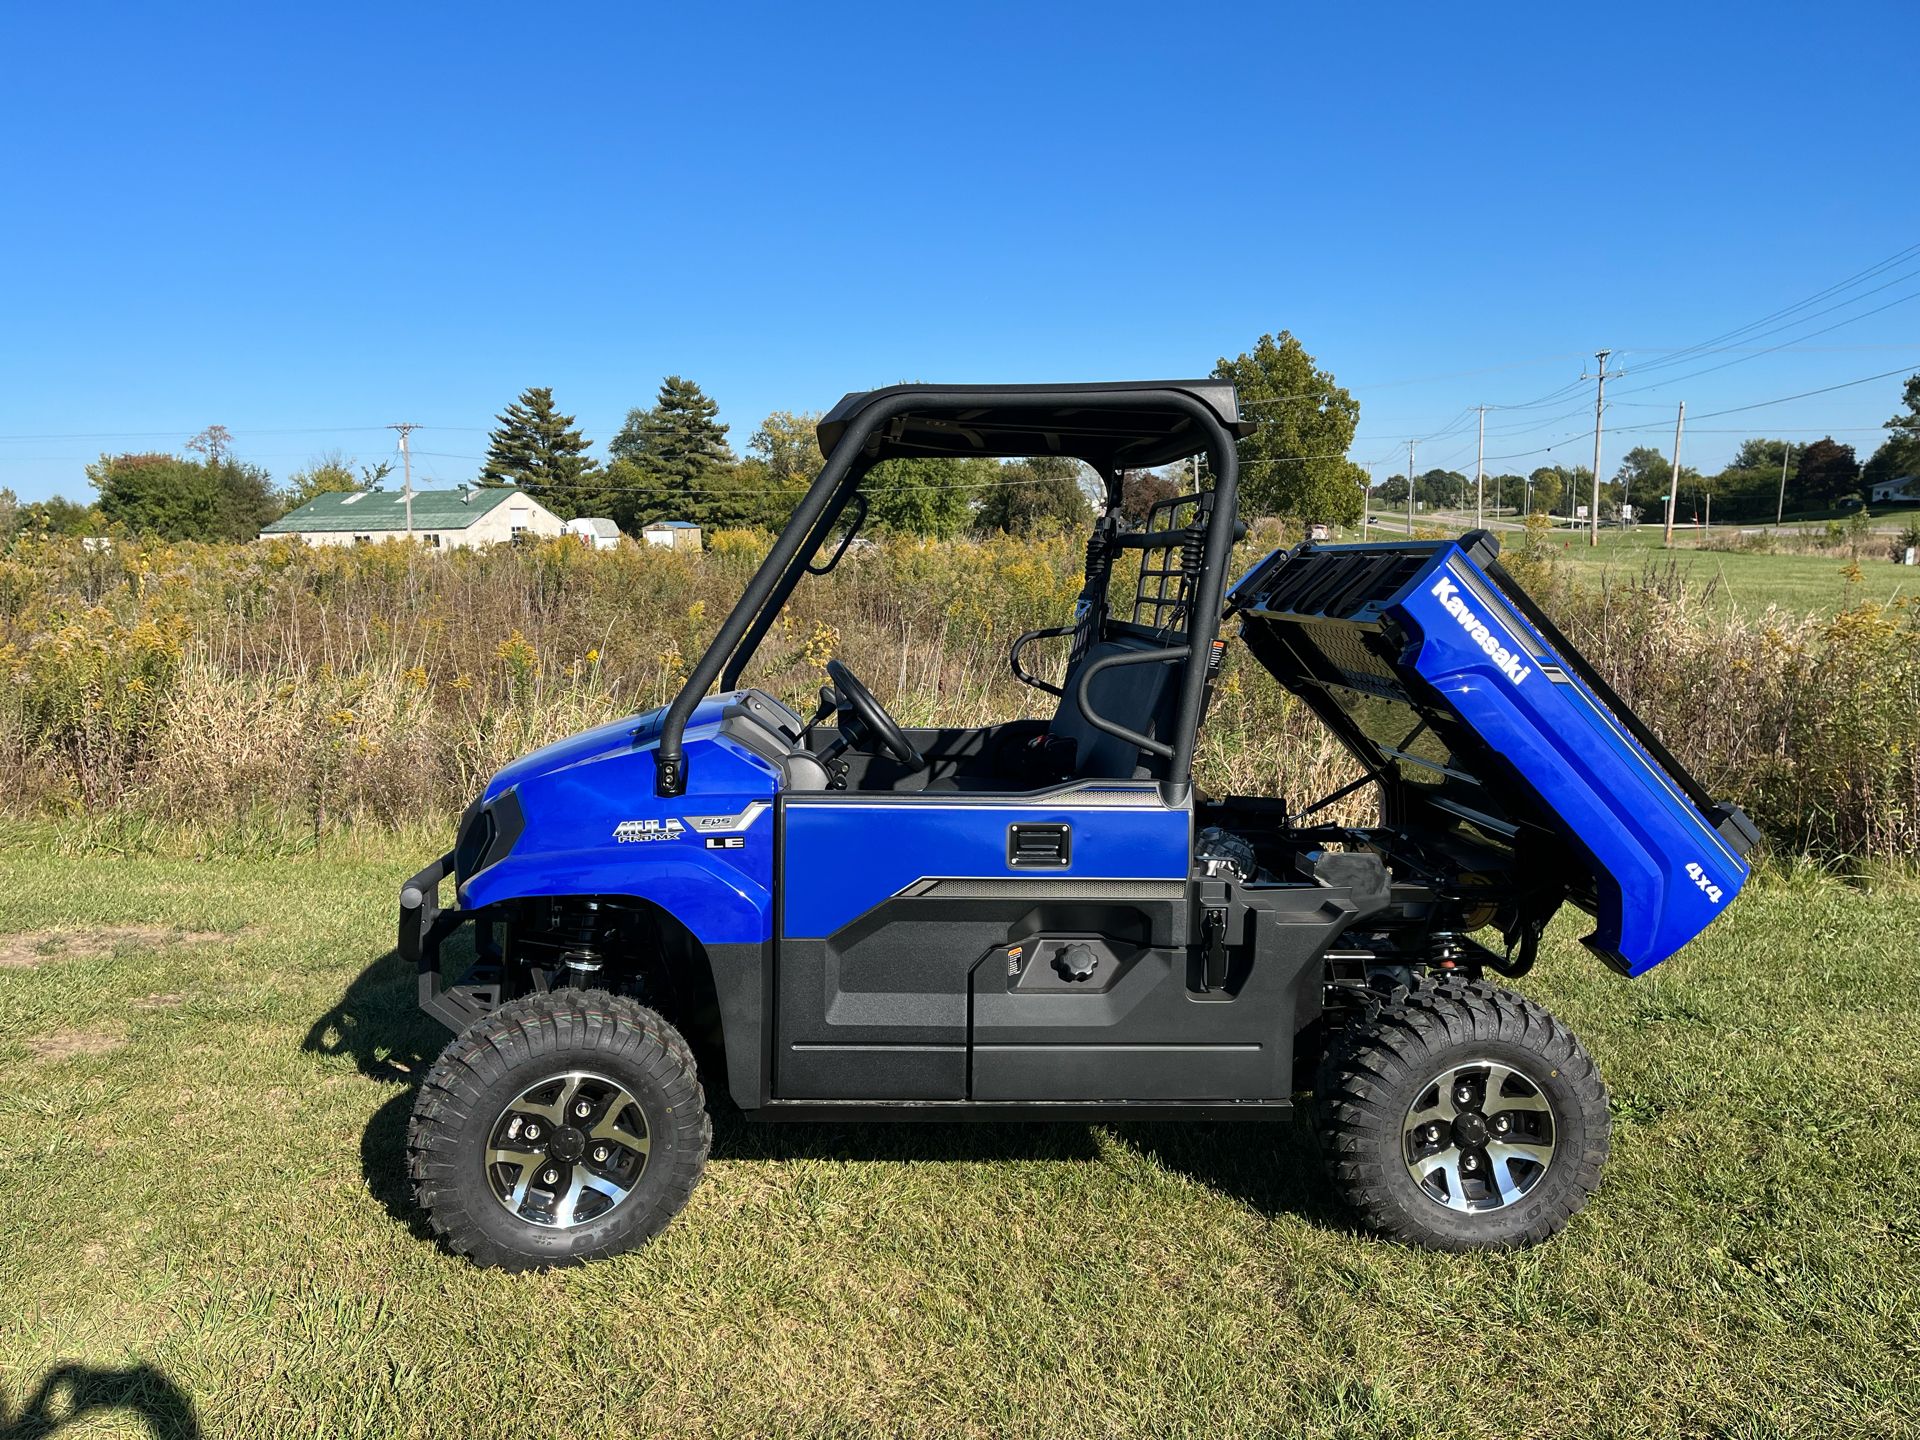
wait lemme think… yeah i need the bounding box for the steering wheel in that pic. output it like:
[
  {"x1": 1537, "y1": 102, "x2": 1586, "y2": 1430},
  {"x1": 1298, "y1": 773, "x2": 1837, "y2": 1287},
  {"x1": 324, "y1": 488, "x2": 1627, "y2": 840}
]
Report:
[{"x1": 825, "y1": 659, "x2": 925, "y2": 771}]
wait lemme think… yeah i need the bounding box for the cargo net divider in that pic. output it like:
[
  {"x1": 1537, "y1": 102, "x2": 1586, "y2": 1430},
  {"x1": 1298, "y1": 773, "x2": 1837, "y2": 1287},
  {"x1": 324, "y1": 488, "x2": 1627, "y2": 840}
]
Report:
[{"x1": 1131, "y1": 491, "x2": 1210, "y2": 635}]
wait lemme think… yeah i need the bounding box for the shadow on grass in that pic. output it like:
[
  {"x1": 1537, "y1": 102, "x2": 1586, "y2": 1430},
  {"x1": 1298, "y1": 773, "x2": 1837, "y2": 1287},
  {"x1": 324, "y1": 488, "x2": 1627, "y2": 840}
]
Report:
[
  {"x1": 707, "y1": 1109, "x2": 1351, "y2": 1225},
  {"x1": 0, "y1": 1362, "x2": 198, "y2": 1438},
  {"x1": 310, "y1": 941, "x2": 1348, "y2": 1241},
  {"x1": 301, "y1": 943, "x2": 457, "y2": 1239},
  {"x1": 1116, "y1": 1118, "x2": 1356, "y2": 1230}
]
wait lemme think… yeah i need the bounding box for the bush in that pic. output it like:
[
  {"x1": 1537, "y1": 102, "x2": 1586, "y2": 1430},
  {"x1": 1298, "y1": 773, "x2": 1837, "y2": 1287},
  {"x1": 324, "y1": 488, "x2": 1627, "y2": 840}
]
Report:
[{"x1": 0, "y1": 531, "x2": 1912, "y2": 862}]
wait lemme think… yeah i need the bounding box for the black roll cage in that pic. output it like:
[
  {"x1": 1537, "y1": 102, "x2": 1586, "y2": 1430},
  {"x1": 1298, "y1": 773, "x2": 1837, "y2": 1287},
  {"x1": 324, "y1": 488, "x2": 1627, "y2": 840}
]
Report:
[{"x1": 654, "y1": 382, "x2": 1248, "y2": 805}]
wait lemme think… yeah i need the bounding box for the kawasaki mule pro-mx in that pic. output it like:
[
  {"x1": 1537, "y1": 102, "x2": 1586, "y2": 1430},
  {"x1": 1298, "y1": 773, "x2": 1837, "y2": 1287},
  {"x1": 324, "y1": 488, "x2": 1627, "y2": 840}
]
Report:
[{"x1": 397, "y1": 381, "x2": 1755, "y2": 1268}]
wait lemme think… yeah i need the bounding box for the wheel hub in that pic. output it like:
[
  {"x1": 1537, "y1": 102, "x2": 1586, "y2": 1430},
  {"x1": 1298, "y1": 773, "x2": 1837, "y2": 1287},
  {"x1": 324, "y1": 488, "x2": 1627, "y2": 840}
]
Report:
[
  {"x1": 1402, "y1": 1058, "x2": 1557, "y2": 1214},
  {"x1": 485, "y1": 1071, "x2": 652, "y2": 1230},
  {"x1": 1451, "y1": 1111, "x2": 1489, "y2": 1149}
]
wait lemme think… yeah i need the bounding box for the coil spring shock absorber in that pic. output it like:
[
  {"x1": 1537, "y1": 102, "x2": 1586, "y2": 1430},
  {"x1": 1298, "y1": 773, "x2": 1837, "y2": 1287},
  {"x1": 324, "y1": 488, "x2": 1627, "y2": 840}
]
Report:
[
  {"x1": 553, "y1": 899, "x2": 605, "y2": 989},
  {"x1": 1428, "y1": 930, "x2": 1463, "y2": 975}
]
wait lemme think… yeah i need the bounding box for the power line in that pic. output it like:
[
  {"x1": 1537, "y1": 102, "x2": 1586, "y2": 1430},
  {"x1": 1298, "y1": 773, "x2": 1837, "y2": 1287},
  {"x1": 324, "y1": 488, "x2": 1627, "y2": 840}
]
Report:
[{"x1": 1622, "y1": 238, "x2": 1920, "y2": 378}]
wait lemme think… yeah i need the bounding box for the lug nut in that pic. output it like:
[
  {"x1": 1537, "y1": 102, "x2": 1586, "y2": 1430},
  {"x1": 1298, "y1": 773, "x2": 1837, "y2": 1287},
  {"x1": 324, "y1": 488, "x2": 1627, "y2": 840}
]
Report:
[
  {"x1": 1493, "y1": 1114, "x2": 1511, "y2": 1134},
  {"x1": 1426, "y1": 1124, "x2": 1444, "y2": 1142},
  {"x1": 1461, "y1": 1154, "x2": 1480, "y2": 1172},
  {"x1": 523, "y1": 1123, "x2": 542, "y2": 1141},
  {"x1": 1454, "y1": 1085, "x2": 1475, "y2": 1106},
  {"x1": 574, "y1": 1100, "x2": 593, "y2": 1119},
  {"x1": 541, "y1": 1167, "x2": 561, "y2": 1186},
  {"x1": 591, "y1": 1145, "x2": 610, "y2": 1163}
]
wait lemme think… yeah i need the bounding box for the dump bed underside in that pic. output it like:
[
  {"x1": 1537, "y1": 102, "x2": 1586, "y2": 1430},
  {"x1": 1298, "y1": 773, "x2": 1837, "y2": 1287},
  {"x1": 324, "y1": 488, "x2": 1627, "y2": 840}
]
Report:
[{"x1": 1230, "y1": 535, "x2": 1753, "y2": 975}]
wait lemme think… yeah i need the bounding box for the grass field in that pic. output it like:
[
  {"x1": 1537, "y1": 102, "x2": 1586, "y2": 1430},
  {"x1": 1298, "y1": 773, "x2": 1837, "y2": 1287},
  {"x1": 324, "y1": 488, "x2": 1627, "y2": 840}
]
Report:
[
  {"x1": 1544, "y1": 530, "x2": 1915, "y2": 619},
  {"x1": 2, "y1": 839, "x2": 1916, "y2": 1438},
  {"x1": 1362, "y1": 517, "x2": 1917, "y2": 619}
]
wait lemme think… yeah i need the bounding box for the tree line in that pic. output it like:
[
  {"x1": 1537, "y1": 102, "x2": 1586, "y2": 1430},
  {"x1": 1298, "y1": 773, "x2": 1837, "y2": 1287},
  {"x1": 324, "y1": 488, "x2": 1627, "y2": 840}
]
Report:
[
  {"x1": 7, "y1": 348, "x2": 1914, "y2": 544},
  {"x1": 1370, "y1": 375, "x2": 1920, "y2": 525}
]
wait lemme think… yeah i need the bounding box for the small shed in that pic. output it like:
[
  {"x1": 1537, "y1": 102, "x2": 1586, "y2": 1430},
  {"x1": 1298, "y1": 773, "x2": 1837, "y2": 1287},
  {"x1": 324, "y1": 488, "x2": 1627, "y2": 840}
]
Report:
[
  {"x1": 643, "y1": 520, "x2": 703, "y2": 552},
  {"x1": 565, "y1": 517, "x2": 622, "y2": 550},
  {"x1": 1870, "y1": 475, "x2": 1917, "y2": 504}
]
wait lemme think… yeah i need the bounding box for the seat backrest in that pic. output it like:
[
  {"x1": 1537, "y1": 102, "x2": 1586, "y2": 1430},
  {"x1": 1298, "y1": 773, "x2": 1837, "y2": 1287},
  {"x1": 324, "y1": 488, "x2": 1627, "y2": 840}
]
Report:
[{"x1": 1048, "y1": 633, "x2": 1184, "y2": 780}]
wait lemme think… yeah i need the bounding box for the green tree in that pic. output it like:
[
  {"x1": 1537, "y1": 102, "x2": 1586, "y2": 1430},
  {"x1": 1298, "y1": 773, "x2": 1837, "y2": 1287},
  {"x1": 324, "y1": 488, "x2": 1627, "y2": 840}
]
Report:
[
  {"x1": 0, "y1": 487, "x2": 16, "y2": 538},
  {"x1": 1526, "y1": 466, "x2": 1566, "y2": 515},
  {"x1": 284, "y1": 450, "x2": 391, "y2": 509},
  {"x1": 739, "y1": 409, "x2": 823, "y2": 531},
  {"x1": 1794, "y1": 437, "x2": 1860, "y2": 508},
  {"x1": 1614, "y1": 446, "x2": 1669, "y2": 503},
  {"x1": 479, "y1": 387, "x2": 599, "y2": 518},
  {"x1": 1864, "y1": 375, "x2": 1920, "y2": 500},
  {"x1": 748, "y1": 410, "x2": 823, "y2": 485},
  {"x1": 1415, "y1": 469, "x2": 1470, "y2": 508},
  {"x1": 18, "y1": 495, "x2": 101, "y2": 536},
  {"x1": 976, "y1": 456, "x2": 1094, "y2": 534},
  {"x1": 608, "y1": 376, "x2": 733, "y2": 521},
  {"x1": 1885, "y1": 372, "x2": 1920, "y2": 441},
  {"x1": 861, "y1": 456, "x2": 989, "y2": 537},
  {"x1": 1214, "y1": 332, "x2": 1363, "y2": 524},
  {"x1": 1863, "y1": 436, "x2": 1920, "y2": 494},
  {"x1": 1712, "y1": 439, "x2": 1796, "y2": 522},
  {"x1": 1487, "y1": 474, "x2": 1526, "y2": 514},
  {"x1": 88, "y1": 449, "x2": 279, "y2": 541}
]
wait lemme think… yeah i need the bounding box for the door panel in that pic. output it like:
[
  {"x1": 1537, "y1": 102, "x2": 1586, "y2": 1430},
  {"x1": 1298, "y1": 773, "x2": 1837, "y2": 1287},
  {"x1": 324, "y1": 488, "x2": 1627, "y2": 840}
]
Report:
[{"x1": 774, "y1": 787, "x2": 1188, "y2": 1101}]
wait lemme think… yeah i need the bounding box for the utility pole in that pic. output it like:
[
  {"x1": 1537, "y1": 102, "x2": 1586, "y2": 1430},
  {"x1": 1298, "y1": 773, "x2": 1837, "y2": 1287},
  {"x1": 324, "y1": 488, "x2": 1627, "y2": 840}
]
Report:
[
  {"x1": 1776, "y1": 443, "x2": 1792, "y2": 527},
  {"x1": 388, "y1": 422, "x2": 420, "y2": 537},
  {"x1": 1664, "y1": 401, "x2": 1685, "y2": 548},
  {"x1": 1474, "y1": 405, "x2": 1486, "y2": 529},
  {"x1": 1407, "y1": 441, "x2": 1416, "y2": 535},
  {"x1": 1587, "y1": 350, "x2": 1611, "y2": 547},
  {"x1": 1363, "y1": 463, "x2": 1372, "y2": 531}
]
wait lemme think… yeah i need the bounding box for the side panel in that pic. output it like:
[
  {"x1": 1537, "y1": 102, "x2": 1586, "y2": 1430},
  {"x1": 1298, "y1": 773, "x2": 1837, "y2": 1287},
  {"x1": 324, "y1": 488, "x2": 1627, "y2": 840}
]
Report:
[
  {"x1": 780, "y1": 792, "x2": 1191, "y2": 939},
  {"x1": 775, "y1": 788, "x2": 1190, "y2": 1101},
  {"x1": 969, "y1": 893, "x2": 1355, "y2": 1101}
]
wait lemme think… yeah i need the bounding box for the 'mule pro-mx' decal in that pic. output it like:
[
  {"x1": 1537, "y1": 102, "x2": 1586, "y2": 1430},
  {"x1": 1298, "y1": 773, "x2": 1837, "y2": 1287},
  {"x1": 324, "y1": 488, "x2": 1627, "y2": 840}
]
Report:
[{"x1": 613, "y1": 818, "x2": 685, "y2": 844}]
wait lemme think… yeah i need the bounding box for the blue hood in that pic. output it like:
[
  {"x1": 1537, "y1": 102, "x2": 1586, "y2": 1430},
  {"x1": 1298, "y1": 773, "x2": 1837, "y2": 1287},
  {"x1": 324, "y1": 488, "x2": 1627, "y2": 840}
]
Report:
[{"x1": 459, "y1": 692, "x2": 783, "y2": 943}]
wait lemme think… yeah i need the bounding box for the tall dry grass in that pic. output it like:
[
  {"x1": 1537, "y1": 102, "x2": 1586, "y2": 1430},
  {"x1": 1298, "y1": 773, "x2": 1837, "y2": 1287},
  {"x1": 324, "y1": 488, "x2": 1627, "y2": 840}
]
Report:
[{"x1": 1, "y1": 524, "x2": 1913, "y2": 861}]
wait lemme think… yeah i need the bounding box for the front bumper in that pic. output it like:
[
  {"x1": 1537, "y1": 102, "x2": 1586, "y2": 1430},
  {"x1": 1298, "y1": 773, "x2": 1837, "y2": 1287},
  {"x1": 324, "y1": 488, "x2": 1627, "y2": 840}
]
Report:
[{"x1": 399, "y1": 851, "x2": 488, "y2": 1033}]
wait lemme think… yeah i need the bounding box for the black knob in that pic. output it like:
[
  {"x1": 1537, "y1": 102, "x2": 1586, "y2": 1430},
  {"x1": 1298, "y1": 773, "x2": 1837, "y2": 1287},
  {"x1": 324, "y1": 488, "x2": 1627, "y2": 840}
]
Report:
[{"x1": 1054, "y1": 943, "x2": 1099, "y2": 982}]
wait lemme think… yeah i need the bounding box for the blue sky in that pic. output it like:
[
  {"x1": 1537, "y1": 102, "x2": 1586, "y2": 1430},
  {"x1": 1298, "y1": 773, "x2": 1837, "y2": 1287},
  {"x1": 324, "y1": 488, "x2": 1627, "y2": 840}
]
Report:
[{"x1": 2, "y1": 2, "x2": 1915, "y2": 502}]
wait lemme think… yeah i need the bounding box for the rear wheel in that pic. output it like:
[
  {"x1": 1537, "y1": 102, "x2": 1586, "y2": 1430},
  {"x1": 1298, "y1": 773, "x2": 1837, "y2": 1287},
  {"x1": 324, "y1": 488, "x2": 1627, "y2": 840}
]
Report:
[
  {"x1": 1314, "y1": 980, "x2": 1609, "y2": 1250},
  {"x1": 408, "y1": 989, "x2": 709, "y2": 1270}
]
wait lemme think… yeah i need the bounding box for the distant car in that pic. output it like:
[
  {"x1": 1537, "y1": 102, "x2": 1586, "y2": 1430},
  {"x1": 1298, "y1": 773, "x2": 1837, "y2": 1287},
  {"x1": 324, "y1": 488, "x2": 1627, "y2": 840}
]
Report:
[
  {"x1": 1367, "y1": 515, "x2": 1381, "y2": 525},
  {"x1": 1307, "y1": 522, "x2": 1332, "y2": 542},
  {"x1": 1837, "y1": 497, "x2": 1864, "y2": 512}
]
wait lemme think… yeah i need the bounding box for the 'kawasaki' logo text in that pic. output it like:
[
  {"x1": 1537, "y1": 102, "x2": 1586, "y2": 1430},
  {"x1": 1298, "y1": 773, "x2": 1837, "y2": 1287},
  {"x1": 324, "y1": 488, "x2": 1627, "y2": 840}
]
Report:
[{"x1": 1429, "y1": 574, "x2": 1531, "y2": 686}]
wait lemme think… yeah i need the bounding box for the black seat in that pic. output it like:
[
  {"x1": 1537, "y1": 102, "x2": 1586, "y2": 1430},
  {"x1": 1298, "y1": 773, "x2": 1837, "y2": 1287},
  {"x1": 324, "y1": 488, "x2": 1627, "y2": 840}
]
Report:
[{"x1": 1047, "y1": 633, "x2": 1184, "y2": 780}]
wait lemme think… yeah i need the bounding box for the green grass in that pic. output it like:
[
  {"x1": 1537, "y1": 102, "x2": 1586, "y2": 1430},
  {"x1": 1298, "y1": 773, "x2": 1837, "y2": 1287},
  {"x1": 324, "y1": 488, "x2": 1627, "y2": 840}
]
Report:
[
  {"x1": 1367, "y1": 514, "x2": 1914, "y2": 618},
  {"x1": 1544, "y1": 530, "x2": 1914, "y2": 619},
  {"x1": 3, "y1": 845, "x2": 1918, "y2": 1438}
]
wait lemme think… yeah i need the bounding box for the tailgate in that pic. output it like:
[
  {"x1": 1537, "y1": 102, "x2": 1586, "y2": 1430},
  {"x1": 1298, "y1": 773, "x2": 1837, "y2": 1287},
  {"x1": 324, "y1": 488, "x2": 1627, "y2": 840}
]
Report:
[{"x1": 1229, "y1": 532, "x2": 1757, "y2": 976}]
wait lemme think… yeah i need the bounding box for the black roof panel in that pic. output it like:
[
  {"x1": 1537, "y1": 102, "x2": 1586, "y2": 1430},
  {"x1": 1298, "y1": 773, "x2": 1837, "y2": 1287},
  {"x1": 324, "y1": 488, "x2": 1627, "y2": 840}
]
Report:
[{"x1": 816, "y1": 380, "x2": 1253, "y2": 470}]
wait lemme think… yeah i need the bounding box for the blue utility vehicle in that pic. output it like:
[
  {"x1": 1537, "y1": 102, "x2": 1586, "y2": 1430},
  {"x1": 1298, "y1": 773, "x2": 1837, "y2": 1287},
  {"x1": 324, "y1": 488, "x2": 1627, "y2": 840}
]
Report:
[{"x1": 400, "y1": 381, "x2": 1755, "y2": 1268}]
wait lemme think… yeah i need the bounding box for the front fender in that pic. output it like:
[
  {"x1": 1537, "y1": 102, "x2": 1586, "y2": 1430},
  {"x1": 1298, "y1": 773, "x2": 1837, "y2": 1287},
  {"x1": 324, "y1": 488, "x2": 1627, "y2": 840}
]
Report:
[{"x1": 461, "y1": 850, "x2": 772, "y2": 945}]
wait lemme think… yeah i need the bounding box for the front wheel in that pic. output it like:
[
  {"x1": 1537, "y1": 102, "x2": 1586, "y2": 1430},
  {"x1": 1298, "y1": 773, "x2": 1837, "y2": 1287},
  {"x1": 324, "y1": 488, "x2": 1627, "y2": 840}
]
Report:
[
  {"x1": 407, "y1": 990, "x2": 710, "y2": 1270},
  {"x1": 1314, "y1": 980, "x2": 1610, "y2": 1250}
]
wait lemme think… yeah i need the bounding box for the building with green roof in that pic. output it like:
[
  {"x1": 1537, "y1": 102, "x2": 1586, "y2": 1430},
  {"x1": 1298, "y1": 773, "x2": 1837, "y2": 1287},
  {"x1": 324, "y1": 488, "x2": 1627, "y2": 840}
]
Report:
[{"x1": 258, "y1": 486, "x2": 566, "y2": 548}]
